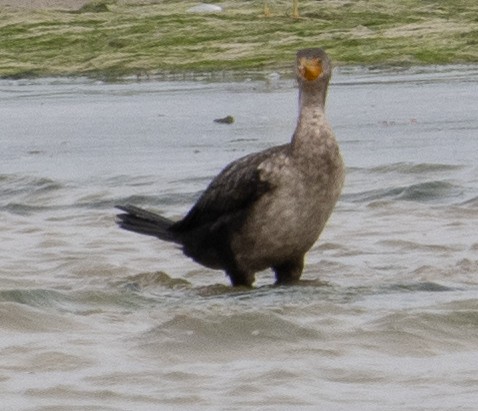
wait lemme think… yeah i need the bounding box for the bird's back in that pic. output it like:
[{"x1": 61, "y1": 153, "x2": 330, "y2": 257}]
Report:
[{"x1": 170, "y1": 145, "x2": 289, "y2": 269}]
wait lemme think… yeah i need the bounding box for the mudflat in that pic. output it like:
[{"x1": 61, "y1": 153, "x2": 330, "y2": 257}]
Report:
[
  {"x1": 0, "y1": 0, "x2": 89, "y2": 10},
  {"x1": 1, "y1": 1, "x2": 477, "y2": 78}
]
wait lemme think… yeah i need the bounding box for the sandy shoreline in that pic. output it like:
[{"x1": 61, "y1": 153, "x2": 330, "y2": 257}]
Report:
[{"x1": 0, "y1": 0, "x2": 90, "y2": 10}]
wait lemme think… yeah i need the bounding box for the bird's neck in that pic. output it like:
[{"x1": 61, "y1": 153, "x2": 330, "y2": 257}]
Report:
[
  {"x1": 298, "y1": 84, "x2": 327, "y2": 112},
  {"x1": 291, "y1": 85, "x2": 330, "y2": 151}
]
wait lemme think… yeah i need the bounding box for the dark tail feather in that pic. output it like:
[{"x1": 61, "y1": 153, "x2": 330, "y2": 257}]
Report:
[{"x1": 116, "y1": 205, "x2": 179, "y2": 243}]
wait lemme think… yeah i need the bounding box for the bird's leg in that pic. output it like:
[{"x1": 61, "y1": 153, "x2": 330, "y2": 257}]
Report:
[
  {"x1": 273, "y1": 256, "x2": 304, "y2": 285},
  {"x1": 227, "y1": 269, "x2": 255, "y2": 288}
]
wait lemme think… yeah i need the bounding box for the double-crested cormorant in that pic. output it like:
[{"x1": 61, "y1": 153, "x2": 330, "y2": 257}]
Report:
[{"x1": 117, "y1": 48, "x2": 345, "y2": 287}]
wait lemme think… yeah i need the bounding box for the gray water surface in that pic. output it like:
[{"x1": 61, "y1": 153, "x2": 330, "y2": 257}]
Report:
[{"x1": 1, "y1": 66, "x2": 478, "y2": 410}]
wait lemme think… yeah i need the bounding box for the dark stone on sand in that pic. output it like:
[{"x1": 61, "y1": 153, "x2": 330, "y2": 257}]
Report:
[{"x1": 214, "y1": 115, "x2": 235, "y2": 124}]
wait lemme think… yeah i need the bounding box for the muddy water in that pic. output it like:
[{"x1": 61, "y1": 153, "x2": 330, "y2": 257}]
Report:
[{"x1": 1, "y1": 66, "x2": 478, "y2": 410}]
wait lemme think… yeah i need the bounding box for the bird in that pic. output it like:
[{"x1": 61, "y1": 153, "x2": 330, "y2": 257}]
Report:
[{"x1": 117, "y1": 48, "x2": 345, "y2": 287}]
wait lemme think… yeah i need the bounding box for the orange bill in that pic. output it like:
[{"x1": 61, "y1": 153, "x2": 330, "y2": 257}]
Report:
[{"x1": 299, "y1": 57, "x2": 322, "y2": 81}]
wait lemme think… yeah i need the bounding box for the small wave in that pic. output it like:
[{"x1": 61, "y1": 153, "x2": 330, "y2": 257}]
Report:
[
  {"x1": 112, "y1": 192, "x2": 199, "y2": 211},
  {"x1": 461, "y1": 195, "x2": 478, "y2": 207},
  {"x1": 376, "y1": 239, "x2": 459, "y2": 253},
  {"x1": 408, "y1": 259, "x2": 478, "y2": 287},
  {"x1": 387, "y1": 282, "x2": 454, "y2": 293},
  {"x1": 343, "y1": 180, "x2": 463, "y2": 204},
  {"x1": 2, "y1": 202, "x2": 53, "y2": 215},
  {"x1": 368, "y1": 304, "x2": 478, "y2": 354},
  {"x1": 0, "y1": 288, "x2": 75, "y2": 310},
  {"x1": 76, "y1": 192, "x2": 197, "y2": 211},
  {"x1": 169, "y1": 175, "x2": 212, "y2": 186},
  {"x1": 103, "y1": 174, "x2": 159, "y2": 187},
  {"x1": 397, "y1": 181, "x2": 463, "y2": 202},
  {"x1": 0, "y1": 174, "x2": 66, "y2": 214},
  {"x1": 0, "y1": 174, "x2": 63, "y2": 198},
  {"x1": 0, "y1": 302, "x2": 80, "y2": 332},
  {"x1": 368, "y1": 162, "x2": 463, "y2": 175},
  {"x1": 118, "y1": 271, "x2": 191, "y2": 292},
  {"x1": 154, "y1": 191, "x2": 200, "y2": 207},
  {"x1": 142, "y1": 310, "x2": 320, "y2": 358},
  {"x1": 0, "y1": 287, "x2": 155, "y2": 315},
  {"x1": 78, "y1": 194, "x2": 164, "y2": 210}
]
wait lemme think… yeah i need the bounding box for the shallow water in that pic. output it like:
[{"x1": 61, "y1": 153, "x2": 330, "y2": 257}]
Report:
[{"x1": 1, "y1": 66, "x2": 478, "y2": 410}]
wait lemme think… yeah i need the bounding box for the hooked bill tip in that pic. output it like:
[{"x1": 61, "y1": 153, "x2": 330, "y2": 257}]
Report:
[{"x1": 298, "y1": 57, "x2": 322, "y2": 81}]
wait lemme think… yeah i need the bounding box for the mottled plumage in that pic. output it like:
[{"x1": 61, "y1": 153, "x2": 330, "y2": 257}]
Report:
[{"x1": 117, "y1": 48, "x2": 345, "y2": 286}]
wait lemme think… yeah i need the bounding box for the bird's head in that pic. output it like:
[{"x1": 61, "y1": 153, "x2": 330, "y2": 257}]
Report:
[{"x1": 296, "y1": 48, "x2": 331, "y2": 84}]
